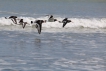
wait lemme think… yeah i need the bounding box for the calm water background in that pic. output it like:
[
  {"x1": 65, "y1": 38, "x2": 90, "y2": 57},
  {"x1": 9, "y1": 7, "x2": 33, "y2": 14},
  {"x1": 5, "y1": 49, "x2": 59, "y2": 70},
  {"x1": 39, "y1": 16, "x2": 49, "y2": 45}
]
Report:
[
  {"x1": 0, "y1": 0, "x2": 106, "y2": 18},
  {"x1": 0, "y1": 0, "x2": 106, "y2": 71}
]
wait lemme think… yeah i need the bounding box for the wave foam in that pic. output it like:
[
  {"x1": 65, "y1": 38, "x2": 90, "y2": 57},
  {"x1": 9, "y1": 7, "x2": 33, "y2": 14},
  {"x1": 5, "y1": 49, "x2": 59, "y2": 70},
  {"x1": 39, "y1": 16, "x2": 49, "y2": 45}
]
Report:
[{"x1": 0, "y1": 16, "x2": 106, "y2": 29}]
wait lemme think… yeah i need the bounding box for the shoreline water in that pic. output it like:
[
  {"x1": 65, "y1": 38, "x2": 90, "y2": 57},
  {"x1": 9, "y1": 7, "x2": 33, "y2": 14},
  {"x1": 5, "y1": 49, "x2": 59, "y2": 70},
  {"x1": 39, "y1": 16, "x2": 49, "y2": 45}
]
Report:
[
  {"x1": 0, "y1": 26, "x2": 106, "y2": 33},
  {"x1": 0, "y1": 30, "x2": 106, "y2": 71},
  {"x1": 0, "y1": 0, "x2": 106, "y2": 71}
]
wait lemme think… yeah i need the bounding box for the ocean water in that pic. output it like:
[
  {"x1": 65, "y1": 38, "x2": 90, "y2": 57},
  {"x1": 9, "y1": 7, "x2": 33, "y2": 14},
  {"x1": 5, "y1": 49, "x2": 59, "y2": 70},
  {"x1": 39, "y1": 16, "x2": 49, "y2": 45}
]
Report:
[{"x1": 0, "y1": 0, "x2": 106, "y2": 71}]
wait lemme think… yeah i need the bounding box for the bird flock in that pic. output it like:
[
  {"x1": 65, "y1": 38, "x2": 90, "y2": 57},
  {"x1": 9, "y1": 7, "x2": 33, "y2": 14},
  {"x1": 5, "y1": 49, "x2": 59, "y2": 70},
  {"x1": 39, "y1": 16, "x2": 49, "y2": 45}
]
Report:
[{"x1": 5, "y1": 15, "x2": 72, "y2": 34}]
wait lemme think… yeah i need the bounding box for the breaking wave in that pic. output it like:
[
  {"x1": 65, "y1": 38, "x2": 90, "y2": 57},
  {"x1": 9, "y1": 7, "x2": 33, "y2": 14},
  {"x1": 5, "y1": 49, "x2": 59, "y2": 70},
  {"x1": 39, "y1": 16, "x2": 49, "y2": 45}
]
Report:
[{"x1": 0, "y1": 16, "x2": 106, "y2": 29}]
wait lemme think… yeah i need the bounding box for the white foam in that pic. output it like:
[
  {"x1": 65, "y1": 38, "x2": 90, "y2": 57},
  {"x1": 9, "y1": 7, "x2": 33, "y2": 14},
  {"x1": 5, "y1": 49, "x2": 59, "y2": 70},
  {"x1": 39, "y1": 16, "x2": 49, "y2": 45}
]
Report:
[
  {"x1": 0, "y1": 16, "x2": 106, "y2": 29},
  {"x1": 0, "y1": 17, "x2": 14, "y2": 25}
]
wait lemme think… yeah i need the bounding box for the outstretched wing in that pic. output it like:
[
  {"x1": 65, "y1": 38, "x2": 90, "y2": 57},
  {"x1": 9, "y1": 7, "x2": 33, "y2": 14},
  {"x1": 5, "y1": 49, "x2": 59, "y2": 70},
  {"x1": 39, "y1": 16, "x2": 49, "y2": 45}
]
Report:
[
  {"x1": 36, "y1": 23, "x2": 41, "y2": 34},
  {"x1": 62, "y1": 20, "x2": 71, "y2": 28},
  {"x1": 62, "y1": 21, "x2": 67, "y2": 28}
]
